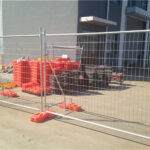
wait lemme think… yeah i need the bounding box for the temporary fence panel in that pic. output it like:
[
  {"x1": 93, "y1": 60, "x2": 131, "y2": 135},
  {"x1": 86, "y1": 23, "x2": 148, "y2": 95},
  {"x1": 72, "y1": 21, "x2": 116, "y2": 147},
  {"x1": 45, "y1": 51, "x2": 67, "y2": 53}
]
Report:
[
  {"x1": 44, "y1": 30, "x2": 150, "y2": 140},
  {"x1": 0, "y1": 29, "x2": 150, "y2": 142},
  {"x1": 0, "y1": 32, "x2": 45, "y2": 111}
]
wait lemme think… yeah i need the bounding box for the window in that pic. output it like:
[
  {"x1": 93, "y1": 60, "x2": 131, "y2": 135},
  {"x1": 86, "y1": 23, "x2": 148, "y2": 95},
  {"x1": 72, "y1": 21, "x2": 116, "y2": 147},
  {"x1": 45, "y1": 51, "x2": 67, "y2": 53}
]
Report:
[
  {"x1": 110, "y1": 0, "x2": 121, "y2": 5},
  {"x1": 141, "y1": 0, "x2": 148, "y2": 10},
  {"x1": 128, "y1": 0, "x2": 136, "y2": 7},
  {"x1": 106, "y1": 34, "x2": 118, "y2": 53},
  {"x1": 81, "y1": 35, "x2": 99, "y2": 65}
]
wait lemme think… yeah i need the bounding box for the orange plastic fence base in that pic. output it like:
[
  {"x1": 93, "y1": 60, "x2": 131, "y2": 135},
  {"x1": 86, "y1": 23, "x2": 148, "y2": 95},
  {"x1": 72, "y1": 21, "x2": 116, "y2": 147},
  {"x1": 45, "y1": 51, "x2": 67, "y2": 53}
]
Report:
[
  {"x1": 59, "y1": 102, "x2": 82, "y2": 112},
  {"x1": 0, "y1": 90, "x2": 18, "y2": 97},
  {"x1": 22, "y1": 82, "x2": 51, "y2": 96},
  {"x1": 30, "y1": 110, "x2": 55, "y2": 123}
]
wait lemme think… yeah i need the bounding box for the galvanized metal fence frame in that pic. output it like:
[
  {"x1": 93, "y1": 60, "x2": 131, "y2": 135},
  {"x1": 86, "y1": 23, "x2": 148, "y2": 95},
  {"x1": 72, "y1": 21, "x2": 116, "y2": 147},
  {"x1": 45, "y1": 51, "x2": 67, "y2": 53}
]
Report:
[
  {"x1": 44, "y1": 29, "x2": 150, "y2": 140},
  {"x1": 0, "y1": 28, "x2": 150, "y2": 140}
]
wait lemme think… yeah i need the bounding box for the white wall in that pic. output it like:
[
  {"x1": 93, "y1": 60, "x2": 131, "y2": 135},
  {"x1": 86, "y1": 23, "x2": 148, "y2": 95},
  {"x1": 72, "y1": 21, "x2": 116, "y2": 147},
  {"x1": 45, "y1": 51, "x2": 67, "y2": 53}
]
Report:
[
  {"x1": 0, "y1": 0, "x2": 3, "y2": 64},
  {"x1": 2, "y1": 1, "x2": 79, "y2": 64}
]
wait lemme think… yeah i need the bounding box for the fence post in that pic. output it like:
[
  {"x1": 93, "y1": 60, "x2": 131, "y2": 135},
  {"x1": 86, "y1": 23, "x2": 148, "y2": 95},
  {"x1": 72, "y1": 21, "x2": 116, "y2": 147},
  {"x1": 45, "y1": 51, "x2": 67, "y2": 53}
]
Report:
[
  {"x1": 43, "y1": 28, "x2": 47, "y2": 111},
  {"x1": 40, "y1": 27, "x2": 44, "y2": 111}
]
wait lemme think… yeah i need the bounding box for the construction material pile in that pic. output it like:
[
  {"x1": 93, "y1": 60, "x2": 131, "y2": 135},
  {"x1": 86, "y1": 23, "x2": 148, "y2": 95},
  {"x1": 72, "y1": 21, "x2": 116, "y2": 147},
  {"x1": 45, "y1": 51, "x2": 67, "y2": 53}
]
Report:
[
  {"x1": 12, "y1": 57, "x2": 112, "y2": 96},
  {"x1": 22, "y1": 82, "x2": 51, "y2": 96},
  {"x1": 50, "y1": 58, "x2": 81, "y2": 95},
  {"x1": 50, "y1": 70, "x2": 79, "y2": 95},
  {"x1": 85, "y1": 65, "x2": 112, "y2": 89},
  {"x1": 0, "y1": 63, "x2": 13, "y2": 73},
  {"x1": 13, "y1": 60, "x2": 40, "y2": 87},
  {"x1": 13, "y1": 58, "x2": 79, "y2": 95}
]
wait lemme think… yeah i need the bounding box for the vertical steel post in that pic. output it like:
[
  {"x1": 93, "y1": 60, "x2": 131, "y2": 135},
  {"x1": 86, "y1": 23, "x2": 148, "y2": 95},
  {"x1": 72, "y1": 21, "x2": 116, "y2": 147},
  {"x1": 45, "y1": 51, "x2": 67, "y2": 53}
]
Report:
[
  {"x1": 40, "y1": 27, "x2": 43, "y2": 111},
  {"x1": 43, "y1": 28, "x2": 47, "y2": 110},
  {"x1": 53, "y1": 45, "x2": 54, "y2": 60}
]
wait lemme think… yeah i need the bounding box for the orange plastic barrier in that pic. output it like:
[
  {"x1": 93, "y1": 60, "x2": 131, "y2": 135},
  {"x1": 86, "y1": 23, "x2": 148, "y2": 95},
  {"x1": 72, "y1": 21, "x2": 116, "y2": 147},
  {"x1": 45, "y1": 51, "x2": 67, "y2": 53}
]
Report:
[
  {"x1": 22, "y1": 82, "x2": 39, "y2": 89},
  {"x1": 52, "y1": 61, "x2": 64, "y2": 69},
  {"x1": 0, "y1": 90, "x2": 18, "y2": 97},
  {"x1": 41, "y1": 61, "x2": 52, "y2": 87},
  {"x1": 22, "y1": 84, "x2": 51, "y2": 95},
  {"x1": 30, "y1": 110, "x2": 55, "y2": 123},
  {"x1": 28, "y1": 60, "x2": 40, "y2": 84},
  {"x1": 0, "y1": 83, "x2": 16, "y2": 89},
  {"x1": 13, "y1": 60, "x2": 29, "y2": 87},
  {"x1": 55, "y1": 58, "x2": 70, "y2": 62},
  {"x1": 53, "y1": 68, "x2": 64, "y2": 75},
  {"x1": 72, "y1": 62, "x2": 79, "y2": 70},
  {"x1": 38, "y1": 57, "x2": 52, "y2": 61},
  {"x1": 52, "y1": 58, "x2": 79, "y2": 71},
  {"x1": 59, "y1": 102, "x2": 82, "y2": 112}
]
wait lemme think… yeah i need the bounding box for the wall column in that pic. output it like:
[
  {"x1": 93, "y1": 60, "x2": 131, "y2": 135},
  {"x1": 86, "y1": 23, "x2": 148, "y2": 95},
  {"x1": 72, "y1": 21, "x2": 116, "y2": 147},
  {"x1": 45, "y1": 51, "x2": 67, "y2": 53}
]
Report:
[
  {"x1": 143, "y1": 1, "x2": 150, "y2": 68},
  {"x1": 118, "y1": 0, "x2": 128, "y2": 70}
]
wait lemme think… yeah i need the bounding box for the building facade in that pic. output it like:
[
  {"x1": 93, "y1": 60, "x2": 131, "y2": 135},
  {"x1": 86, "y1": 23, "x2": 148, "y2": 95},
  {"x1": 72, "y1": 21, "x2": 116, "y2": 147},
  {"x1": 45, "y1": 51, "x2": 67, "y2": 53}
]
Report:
[
  {"x1": 77, "y1": 0, "x2": 150, "y2": 69},
  {"x1": 0, "y1": 0, "x2": 150, "y2": 68}
]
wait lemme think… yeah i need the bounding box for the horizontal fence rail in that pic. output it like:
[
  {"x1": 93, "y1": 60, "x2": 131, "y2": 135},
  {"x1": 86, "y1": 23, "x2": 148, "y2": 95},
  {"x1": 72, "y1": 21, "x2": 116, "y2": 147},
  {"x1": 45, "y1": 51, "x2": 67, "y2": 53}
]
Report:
[
  {"x1": 0, "y1": 29, "x2": 149, "y2": 38},
  {"x1": 46, "y1": 29, "x2": 150, "y2": 37}
]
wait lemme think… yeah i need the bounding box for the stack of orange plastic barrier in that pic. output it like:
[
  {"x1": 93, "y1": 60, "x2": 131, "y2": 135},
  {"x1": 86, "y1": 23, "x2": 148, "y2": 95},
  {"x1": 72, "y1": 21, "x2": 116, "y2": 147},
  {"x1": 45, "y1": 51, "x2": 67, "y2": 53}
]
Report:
[
  {"x1": 13, "y1": 60, "x2": 29, "y2": 87},
  {"x1": 22, "y1": 82, "x2": 51, "y2": 95}
]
